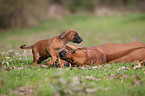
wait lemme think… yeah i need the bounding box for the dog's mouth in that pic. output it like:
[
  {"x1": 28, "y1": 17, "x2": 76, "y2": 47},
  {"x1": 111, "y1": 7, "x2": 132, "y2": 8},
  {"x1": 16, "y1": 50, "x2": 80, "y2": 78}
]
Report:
[
  {"x1": 59, "y1": 51, "x2": 75, "y2": 64},
  {"x1": 63, "y1": 58, "x2": 75, "y2": 64},
  {"x1": 72, "y1": 37, "x2": 83, "y2": 44},
  {"x1": 60, "y1": 51, "x2": 66, "y2": 59},
  {"x1": 70, "y1": 58, "x2": 75, "y2": 64},
  {"x1": 72, "y1": 33, "x2": 83, "y2": 44}
]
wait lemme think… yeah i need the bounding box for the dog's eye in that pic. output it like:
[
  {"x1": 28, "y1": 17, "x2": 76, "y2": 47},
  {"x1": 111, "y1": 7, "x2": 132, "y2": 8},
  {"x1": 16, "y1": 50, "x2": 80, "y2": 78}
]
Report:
[
  {"x1": 72, "y1": 50, "x2": 76, "y2": 54},
  {"x1": 74, "y1": 33, "x2": 78, "y2": 37}
]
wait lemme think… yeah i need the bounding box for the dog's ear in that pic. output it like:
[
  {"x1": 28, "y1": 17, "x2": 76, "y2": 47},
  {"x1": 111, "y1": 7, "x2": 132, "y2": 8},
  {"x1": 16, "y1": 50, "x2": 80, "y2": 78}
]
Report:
[
  {"x1": 72, "y1": 49, "x2": 77, "y2": 54},
  {"x1": 59, "y1": 29, "x2": 75, "y2": 39},
  {"x1": 59, "y1": 31, "x2": 70, "y2": 39},
  {"x1": 71, "y1": 48, "x2": 84, "y2": 54}
]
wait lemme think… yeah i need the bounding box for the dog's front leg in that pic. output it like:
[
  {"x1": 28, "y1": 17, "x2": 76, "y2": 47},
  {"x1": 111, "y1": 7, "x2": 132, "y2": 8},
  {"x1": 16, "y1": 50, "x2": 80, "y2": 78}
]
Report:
[
  {"x1": 58, "y1": 56, "x2": 64, "y2": 68},
  {"x1": 66, "y1": 44, "x2": 77, "y2": 50},
  {"x1": 55, "y1": 49, "x2": 65, "y2": 68},
  {"x1": 47, "y1": 48, "x2": 57, "y2": 67}
]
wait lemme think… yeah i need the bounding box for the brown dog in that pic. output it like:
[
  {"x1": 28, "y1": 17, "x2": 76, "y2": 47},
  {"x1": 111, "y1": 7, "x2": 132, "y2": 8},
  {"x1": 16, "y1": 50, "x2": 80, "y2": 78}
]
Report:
[
  {"x1": 59, "y1": 41, "x2": 145, "y2": 66},
  {"x1": 20, "y1": 29, "x2": 83, "y2": 68}
]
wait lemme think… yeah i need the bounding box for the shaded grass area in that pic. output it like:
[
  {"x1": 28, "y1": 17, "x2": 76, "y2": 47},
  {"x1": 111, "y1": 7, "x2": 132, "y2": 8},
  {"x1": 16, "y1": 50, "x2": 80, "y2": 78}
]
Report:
[{"x1": 0, "y1": 13, "x2": 145, "y2": 96}]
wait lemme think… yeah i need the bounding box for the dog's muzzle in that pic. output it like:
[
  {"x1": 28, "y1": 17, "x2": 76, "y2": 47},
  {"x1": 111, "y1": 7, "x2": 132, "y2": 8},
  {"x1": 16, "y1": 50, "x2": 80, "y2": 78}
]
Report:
[
  {"x1": 59, "y1": 51, "x2": 66, "y2": 59},
  {"x1": 59, "y1": 51, "x2": 75, "y2": 64},
  {"x1": 72, "y1": 36, "x2": 83, "y2": 44}
]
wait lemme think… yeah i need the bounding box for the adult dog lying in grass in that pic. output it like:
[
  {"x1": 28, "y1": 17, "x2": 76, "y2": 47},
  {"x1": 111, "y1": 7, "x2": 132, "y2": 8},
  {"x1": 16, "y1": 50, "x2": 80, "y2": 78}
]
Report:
[
  {"x1": 60, "y1": 41, "x2": 145, "y2": 66},
  {"x1": 20, "y1": 29, "x2": 83, "y2": 68}
]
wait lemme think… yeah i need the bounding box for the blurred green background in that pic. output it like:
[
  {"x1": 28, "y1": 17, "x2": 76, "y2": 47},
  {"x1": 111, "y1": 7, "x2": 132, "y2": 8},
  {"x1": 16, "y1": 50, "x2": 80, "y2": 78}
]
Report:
[
  {"x1": 0, "y1": 0, "x2": 145, "y2": 28},
  {"x1": 0, "y1": 1, "x2": 145, "y2": 96},
  {"x1": 0, "y1": 0, "x2": 145, "y2": 52}
]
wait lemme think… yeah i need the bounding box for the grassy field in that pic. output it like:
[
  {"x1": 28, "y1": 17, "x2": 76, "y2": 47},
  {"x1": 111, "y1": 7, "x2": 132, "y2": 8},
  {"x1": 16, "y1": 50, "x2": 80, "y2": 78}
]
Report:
[{"x1": 0, "y1": 13, "x2": 145, "y2": 96}]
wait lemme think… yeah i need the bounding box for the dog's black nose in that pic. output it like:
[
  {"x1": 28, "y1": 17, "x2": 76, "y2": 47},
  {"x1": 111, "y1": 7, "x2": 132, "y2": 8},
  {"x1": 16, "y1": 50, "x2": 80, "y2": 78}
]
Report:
[
  {"x1": 60, "y1": 51, "x2": 66, "y2": 59},
  {"x1": 79, "y1": 38, "x2": 83, "y2": 43},
  {"x1": 72, "y1": 37, "x2": 83, "y2": 44},
  {"x1": 76, "y1": 38, "x2": 83, "y2": 43}
]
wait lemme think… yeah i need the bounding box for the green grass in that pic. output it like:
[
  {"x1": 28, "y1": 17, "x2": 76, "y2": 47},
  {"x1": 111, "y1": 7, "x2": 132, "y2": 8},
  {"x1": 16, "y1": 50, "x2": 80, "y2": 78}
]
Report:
[{"x1": 0, "y1": 13, "x2": 145, "y2": 96}]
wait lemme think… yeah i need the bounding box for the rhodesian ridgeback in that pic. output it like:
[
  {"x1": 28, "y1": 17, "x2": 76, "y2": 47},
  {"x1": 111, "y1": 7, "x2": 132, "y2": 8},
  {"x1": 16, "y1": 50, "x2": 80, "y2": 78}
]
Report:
[
  {"x1": 20, "y1": 29, "x2": 83, "y2": 68},
  {"x1": 59, "y1": 41, "x2": 145, "y2": 66}
]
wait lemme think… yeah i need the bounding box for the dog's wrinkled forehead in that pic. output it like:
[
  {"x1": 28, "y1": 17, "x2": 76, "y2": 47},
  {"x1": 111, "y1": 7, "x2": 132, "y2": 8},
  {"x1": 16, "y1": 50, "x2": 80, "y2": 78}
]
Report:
[
  {"x1": 62, "y1": 50, "x2": 73, "y2": 59},
  {"x1": 71, "y1": 48, "x2": 84, "y2": 54},
  {"x1": 69, "y1": 30, "x2": 77, "y2": 36},
  {"x1": 73, "y1": 33, "x2": 79, "y2": 36},
  {"x1": 59, "y1": 29, "x2": 77, "y2": 39}
]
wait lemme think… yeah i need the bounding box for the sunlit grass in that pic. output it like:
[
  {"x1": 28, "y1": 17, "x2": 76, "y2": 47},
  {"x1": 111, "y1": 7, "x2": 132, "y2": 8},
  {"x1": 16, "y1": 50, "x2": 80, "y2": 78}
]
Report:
[{"x1": 1, "y1": 56, "x2": 145, "y2": 96}]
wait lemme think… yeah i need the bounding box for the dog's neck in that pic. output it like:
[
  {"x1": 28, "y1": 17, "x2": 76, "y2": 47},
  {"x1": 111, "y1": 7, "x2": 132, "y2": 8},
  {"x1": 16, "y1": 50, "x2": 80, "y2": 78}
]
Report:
[
  {"x1": 57, "y1": 36, "x2": 70, "y2": 45},
  {"x1": 63, "y1": 41, "x2": 68, "y2": 45}
]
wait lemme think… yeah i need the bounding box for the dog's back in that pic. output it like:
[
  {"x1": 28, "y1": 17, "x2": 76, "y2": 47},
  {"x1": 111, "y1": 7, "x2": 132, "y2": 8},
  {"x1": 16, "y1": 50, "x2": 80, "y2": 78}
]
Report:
[{"x1": 99, "y1": 41, "x2": 145, "y2": 62}]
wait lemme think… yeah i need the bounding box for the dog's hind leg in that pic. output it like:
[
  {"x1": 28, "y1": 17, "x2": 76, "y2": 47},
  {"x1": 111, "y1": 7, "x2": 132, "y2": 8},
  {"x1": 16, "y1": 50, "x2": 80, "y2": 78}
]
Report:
[{"x1": 32, "y1": 48, "x2": 39, "y2": 66}]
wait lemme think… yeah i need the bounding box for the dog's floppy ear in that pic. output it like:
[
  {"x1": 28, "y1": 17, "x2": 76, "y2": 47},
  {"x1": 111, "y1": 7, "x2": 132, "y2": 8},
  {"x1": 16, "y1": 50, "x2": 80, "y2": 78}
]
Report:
[
  {"x1": 59, "y1": 30, "x2": 69, "y2": 39},
  {"x1": 72, "y1": 49, "x2": 77, "y2": 54},
  {"x1": 59, "y1": 31, "x2": 68, "y2": 39},
  {"x1": 71, "y1": 48, "x2": 84, "y2": 54},
  {"x1": 59, "y1": 29, "x2": 74, "y2": 39}
]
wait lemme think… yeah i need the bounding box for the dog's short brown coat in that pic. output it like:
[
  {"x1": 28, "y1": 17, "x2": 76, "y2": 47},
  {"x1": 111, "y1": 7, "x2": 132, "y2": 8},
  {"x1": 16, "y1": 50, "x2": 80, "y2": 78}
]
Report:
[
  {"x1": 60, "y1": 41, "x2": 145, "y2": 65},
  {"x1": 20, "y1": 29, "x2": 83, "y2": 68}
]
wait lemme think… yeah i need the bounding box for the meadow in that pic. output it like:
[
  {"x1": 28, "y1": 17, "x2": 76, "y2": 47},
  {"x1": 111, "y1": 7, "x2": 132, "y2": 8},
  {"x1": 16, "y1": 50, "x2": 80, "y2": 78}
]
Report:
[{"x1": 0, "y1": 13, "x2": 145, "y2": 96}]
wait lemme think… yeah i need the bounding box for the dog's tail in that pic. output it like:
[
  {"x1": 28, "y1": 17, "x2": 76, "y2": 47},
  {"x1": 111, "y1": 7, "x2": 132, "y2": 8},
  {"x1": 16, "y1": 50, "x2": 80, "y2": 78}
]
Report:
[{"x1": 20, "y1": 45, "x2": 33, "y2": 49}]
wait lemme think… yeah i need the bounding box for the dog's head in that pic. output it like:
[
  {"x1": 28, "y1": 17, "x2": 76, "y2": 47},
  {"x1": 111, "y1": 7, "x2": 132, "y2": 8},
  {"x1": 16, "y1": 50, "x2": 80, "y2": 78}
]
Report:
[
  {"x1": 59, "y1": 48, "x2": 86, "y2": 65},
  {"x1": 60, "y1": 47, "x2": 107, "y2": 65},
  {"x1": 59, "y1": 29, "x2": 83, "y2": 44}
]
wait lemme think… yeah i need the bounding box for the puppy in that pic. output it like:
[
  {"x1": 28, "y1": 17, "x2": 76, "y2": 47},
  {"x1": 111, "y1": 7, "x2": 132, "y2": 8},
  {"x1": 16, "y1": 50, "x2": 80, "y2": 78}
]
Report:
[
  {"x1": 20, "y1": 29, "x2": 83, "y2": 68},
  {"x1": 60, "y1": 41, "x2": 145, "y2": 65}
]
